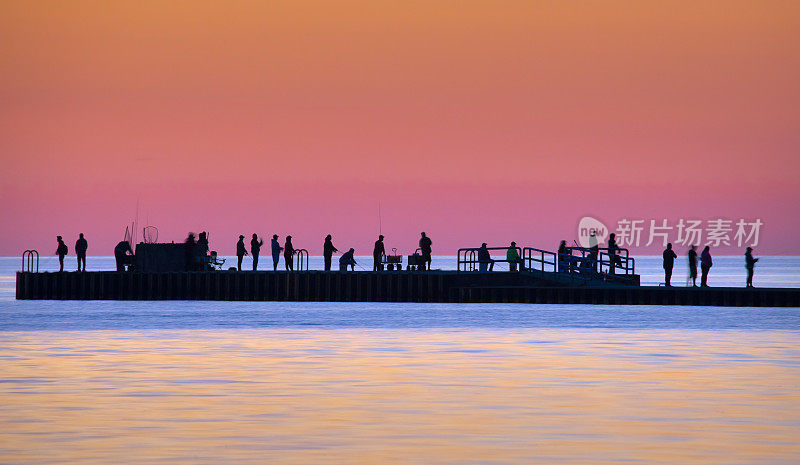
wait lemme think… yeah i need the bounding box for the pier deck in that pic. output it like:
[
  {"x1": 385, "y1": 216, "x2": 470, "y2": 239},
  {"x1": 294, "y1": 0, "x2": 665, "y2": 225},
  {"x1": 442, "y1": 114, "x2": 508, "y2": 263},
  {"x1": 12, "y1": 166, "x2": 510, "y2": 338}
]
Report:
[{"x1": 15, "y1": 271, "x2": 800, "y2": 307}]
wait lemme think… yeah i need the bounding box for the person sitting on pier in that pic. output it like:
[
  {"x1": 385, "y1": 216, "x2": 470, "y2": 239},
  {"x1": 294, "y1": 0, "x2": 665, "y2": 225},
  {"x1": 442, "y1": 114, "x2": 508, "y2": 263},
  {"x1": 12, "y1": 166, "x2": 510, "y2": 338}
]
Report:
[
  {"x1": 271, "y1": 235, "x2": 282, "y2": 271},
  {"x1": 419, "y1": 232, "x2": 433, "y2": 270},
  {"x1": 75, "y1": 233, "x2": 88, "y2": 272},
  {"x1": 284, "y1": 236, "x2": 295, "y2": 271},
  {"x1": 373, "y1": 235, "x2": 386, "y2": 271},
  {"x1": 236, "y1": 235, "x2": 247, "y2": 271},
  {"x1": 339, "y1": 248, "x2": 357, "y2": 271},
  {"x1": 250, "y1": 234, "x2": 263, "y2": 271},
  {"x1": 114, "y1": 240, "x2": 133, "y2": 272},
  {"x1": 507, "y1": 241, "x2": 522, "y2": 272},
  {"x1": 745, "y1": 247, "x2": 759, "y2": 288},
  {"x1": 56, "y1": 236, "x2": 68, "y2": 272},
  {"x1": 687, "y1": 245, "x2": 698, "y2": 287},
  {"x1": 323, "y1": 235, "x2": 338, "y2": 271},
  {"x1": 700, "y1": 246, "x2": 713, "y2": 287},
  {"x1": 478, "y1": 243, "x2": 494, "y2": 272},
  {"x1": 662, "y1": 243, "x2": 677, "y2": 286}
]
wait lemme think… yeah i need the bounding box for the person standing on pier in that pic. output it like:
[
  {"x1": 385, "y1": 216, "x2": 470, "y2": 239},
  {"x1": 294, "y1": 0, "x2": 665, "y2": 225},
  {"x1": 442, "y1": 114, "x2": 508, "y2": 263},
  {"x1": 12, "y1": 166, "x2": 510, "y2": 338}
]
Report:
[
  {"x1": 662, "y1": 243, "x2": 677, "y2": 286},
  {"x1": 184, "y1": 233, "x2": 197, "y2": 271},
  {"x1": 75, "y1": 233, "x2": 88, "y2": 272},
  {"x1": 56, "y1": 236, "x2": 68, "y2": 272},
  {"x1": 419, "y1": 232, "x2": 432, "y2": 271},
  {"x1": 507, "y1": 241, "x2": 522, "y2": 271},
  {"x1": 478, "y1": 243, "x2": 494, "y2": 272},
  {"x1": 323, "y1": 235, "x2": 338, "y2": 271},
  {"x1": 373, "y1": 235, "x2": 386, "y2": 271},
  {"x1": 607, "y1": 233, "x2": 619, "y2": 275},
  {"x1": 284, "y1": 236, "x2": 295, "y2": 271},
  {"x1": 271, "y1": 235, "x2": 282, "y2": 270},
  {"x1": 557, "y1": 240, "x2": 568, "y2": 272},
  {"x1": 236, "y1": 235, "x2": 247, "y2": 271},
  {"x1": 687, "y1": 245, "x2": 698, "y2": 287},
  {"x1": 339, "y1": 248, "x2": 357, "y2": 271},
  {"x1": 700, "y1": 246, "x2": 713, "y2": 287},
  {"x1": 745, "y1": 247, "x2": 759, "y2": 288},
  {"x1": 250, "y1": 234, "x2": 263, "y2": 271}
]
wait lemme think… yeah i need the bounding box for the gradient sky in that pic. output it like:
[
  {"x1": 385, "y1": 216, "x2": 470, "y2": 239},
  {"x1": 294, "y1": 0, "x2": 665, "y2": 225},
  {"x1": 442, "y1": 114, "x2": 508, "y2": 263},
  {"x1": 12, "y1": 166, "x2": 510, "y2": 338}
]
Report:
[{"x1": 1, "y1": 1, "x2": 799, "y2": 255}]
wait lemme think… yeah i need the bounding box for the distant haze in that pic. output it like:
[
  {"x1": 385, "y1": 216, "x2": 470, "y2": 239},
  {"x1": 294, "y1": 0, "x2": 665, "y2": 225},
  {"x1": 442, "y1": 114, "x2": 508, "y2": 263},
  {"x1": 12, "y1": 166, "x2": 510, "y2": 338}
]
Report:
[{"x1": 1, "y1": 1, "x2": 798, "y2": 255}]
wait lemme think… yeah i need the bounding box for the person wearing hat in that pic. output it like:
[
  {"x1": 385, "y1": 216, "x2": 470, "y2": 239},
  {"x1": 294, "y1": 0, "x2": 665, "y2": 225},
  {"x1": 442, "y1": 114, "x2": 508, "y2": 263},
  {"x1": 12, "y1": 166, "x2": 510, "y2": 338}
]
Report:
[
  {"x1": 55, "y1": 236, "x2": 68, "y2": 272},
  {"x1": 271, "y1": 234, "x2": 283, "y2": 270},
  {"x1": 745, "y1": 247, "x2": 759, "y2": 288},
  {"x1": 236, "y1": 235, "x2": 248, "y2": 271},
  {"x1": 373, "y1": 235, "x2": 386, "y2": 271}
]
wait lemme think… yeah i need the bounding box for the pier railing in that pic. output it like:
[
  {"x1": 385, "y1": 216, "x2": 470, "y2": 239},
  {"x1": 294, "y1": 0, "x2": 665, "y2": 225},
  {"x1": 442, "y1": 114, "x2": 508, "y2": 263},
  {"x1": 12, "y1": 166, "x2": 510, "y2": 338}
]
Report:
[
  {"x1": 22, "y1": 250, "x2": 39, "y2": 273},
  {"x1": 562, "y1": 246, "x2": 636, "y2": 280},
  {"x1": 522, "y1": 247, "x2": 557, "y2": 274},
  {"x1": 294, "y1": 249, "x2": 309, "y2": 271}
]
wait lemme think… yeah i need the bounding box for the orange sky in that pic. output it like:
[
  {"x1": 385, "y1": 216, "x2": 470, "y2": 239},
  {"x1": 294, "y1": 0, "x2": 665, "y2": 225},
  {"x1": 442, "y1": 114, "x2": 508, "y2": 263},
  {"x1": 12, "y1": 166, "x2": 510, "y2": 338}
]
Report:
[{"x1": 1, "y1": 1, "x2": 799, "y2": 255}]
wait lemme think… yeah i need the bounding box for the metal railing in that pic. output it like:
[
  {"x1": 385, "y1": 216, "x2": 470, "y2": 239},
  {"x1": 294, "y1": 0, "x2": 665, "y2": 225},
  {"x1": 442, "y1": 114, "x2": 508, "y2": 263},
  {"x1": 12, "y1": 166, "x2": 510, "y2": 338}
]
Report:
[
  {"x1": 457, "y1": 246, "x2": 522, "y2": 272},
  {"x1": 562, "y1": 246, "x2": 636, "y2": 280},
  {"x1": 522, "y1": 247, "x2": 557, "y2": 274},
  {"x1": 22, "y1": 250, "x2": 39, "y2": 273},
  {"x1": 294, "y1": 249, "x2": 309, "y2": 271}
]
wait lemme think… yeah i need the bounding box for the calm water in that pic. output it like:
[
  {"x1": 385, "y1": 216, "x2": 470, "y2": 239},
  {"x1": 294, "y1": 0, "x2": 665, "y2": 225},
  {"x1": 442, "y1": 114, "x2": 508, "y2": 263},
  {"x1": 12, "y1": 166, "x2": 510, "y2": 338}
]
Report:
[{"x1": 1, "y1": 257, "x2": 799, "y2": 464}]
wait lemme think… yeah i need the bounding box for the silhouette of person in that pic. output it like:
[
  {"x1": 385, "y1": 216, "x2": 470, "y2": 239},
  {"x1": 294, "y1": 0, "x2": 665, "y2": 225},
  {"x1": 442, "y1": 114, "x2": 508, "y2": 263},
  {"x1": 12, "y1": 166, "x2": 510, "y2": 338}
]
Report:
[
  {"x1": 587, "y1": 231, "x2": 599, "y2": 273},
  {"x1": 55, "y1": 236, "x2": 68, "y2": 272},
  {"x1": 662, "y1": 243, "x2": 677, "y2": 286},
  {"x1": 236, "y1": 235, "x2": 248, "y2": 271},
  {"x1": 339, "y1": 248, "x2": 357, "y2": 271},
  {"x1": 419, "y1": 232, "x2": 432, "y2": 271},
  {"x1": 607, "y1": 233, "x2": 619, "y2": 275},
  {"x1": 114, "y1": 240, "x2": 133, "y2": 272},
  {"x1": 507, "y1": 241, "x2": 522, "y2": 271},
  {"x1": 373, "y1": 235, "x2": 386, "y2": 271},
  {"x1": 271, "y1": 235, "x2": 283, "y2": 270},
  {"x1": 197, "y1": 232, "x2": 209, "y2": 270},
  {"x1": 557, "y1": 240, "x2": 568, "y2": 272},
  {"x1": 184, "y1": 233, "x2": 197, "y2": 271},
  {"x1": 687, "y1": 245, "x2": 698, "y2": 287},
  {"x1": 478, "y1": 243, "x2": 494, "y2": 272},
  {"x1": 250, "y1": 234, "x2": 263, "y2": 271},
  {"x1": 745, "y1": 247, "x2": 759, "y2": 288},
  {"x1": 323, "y1": 235, "x2": 338, "y2": 271},
  {"x1": 700, "y1": 246, "x2": 713, "y2": 287},
  {"x1": 284, "y1": 236, "x2": 295, "y2": 271},
  {"x1": 75, "y1": 233, "x2": 88, "y2": 272}
]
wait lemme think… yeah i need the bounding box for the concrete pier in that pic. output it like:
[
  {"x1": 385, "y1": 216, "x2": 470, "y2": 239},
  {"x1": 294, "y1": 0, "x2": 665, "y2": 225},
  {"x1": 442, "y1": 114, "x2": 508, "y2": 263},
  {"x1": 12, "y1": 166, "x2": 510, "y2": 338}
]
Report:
[{"x1": 15, "y1": 271, "x2": 800, "y2": 307}]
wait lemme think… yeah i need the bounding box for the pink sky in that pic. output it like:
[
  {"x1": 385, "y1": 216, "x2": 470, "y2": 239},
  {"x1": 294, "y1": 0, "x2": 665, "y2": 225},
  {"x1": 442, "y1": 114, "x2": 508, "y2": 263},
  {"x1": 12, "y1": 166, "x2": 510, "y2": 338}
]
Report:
[{"x1": 1, "y1": 1, "x2": 799, "y2": 255}]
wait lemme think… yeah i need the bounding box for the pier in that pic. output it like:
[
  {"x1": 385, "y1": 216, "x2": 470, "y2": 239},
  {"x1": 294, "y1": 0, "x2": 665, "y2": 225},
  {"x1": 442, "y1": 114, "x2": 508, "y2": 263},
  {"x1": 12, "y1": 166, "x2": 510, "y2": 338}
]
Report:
[{"x1": 15, "y1": 270, "x2": 800, "y2": 307}]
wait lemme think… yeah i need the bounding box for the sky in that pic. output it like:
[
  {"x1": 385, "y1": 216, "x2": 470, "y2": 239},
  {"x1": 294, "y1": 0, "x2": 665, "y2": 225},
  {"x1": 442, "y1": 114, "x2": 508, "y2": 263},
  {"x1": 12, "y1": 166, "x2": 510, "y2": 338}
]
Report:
[{"x1": 1, "y1": 1, "x2": 799, "y2": 255}]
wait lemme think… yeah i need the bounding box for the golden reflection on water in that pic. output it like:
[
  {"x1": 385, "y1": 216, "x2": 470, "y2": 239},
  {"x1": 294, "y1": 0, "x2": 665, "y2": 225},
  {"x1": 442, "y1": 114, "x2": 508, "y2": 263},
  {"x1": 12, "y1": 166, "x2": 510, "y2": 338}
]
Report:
[{"x1": 1, "y1": 329, "x2": 798, "y2": 464}]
